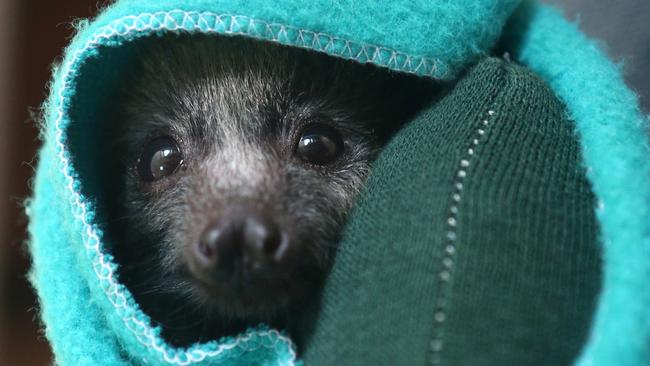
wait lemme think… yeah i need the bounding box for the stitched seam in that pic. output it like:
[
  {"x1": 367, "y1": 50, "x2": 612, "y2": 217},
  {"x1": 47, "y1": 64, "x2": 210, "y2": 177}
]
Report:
[
  {"x1": 94, "y1": 11, "x2": 446, "y2": 78},
  {"x1": 428, "y1": 108, "x2": 497, "y2": 365}
]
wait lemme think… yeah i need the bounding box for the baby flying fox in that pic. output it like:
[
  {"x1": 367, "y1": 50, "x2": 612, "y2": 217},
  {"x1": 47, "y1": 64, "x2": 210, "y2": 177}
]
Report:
[{"x1": 102, "y1": 34, "x2": 436, "y2": 346}]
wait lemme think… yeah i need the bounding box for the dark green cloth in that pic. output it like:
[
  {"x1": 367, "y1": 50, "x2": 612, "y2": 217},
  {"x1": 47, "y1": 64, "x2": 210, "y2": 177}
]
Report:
[{"x1": 300, "y1": 58, "x2": 601, "y2": 365}]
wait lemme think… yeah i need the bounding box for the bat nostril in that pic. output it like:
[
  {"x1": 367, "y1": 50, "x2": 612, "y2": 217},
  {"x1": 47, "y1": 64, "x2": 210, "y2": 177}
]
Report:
[
  {"x1": 243, "y1": 215, "x2": 288, "y2": 264},
  {"x1": 197, "y1": 227, "x2": 218, "y2": 259},
  {"x1": 192, "y1": 210, "x2": 291, "y2": 282},
  {"x1": 194, "y1": 220, "x2": 238, "y2": 273}
]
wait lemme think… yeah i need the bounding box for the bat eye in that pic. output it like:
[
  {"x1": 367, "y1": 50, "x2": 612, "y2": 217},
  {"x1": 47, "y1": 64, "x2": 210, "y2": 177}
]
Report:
[
  {"x1": 296, "y1": 125, "x2": 344, "y2": 165},
  {"x1": 137, "y1": 136, "x2": 184, "y2": 182}
]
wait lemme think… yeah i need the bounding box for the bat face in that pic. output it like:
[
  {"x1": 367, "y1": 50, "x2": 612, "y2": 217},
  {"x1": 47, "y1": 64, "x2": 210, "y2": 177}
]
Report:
[{"x1": 103, "y1": 34, "x2": 435, "y2": 345}]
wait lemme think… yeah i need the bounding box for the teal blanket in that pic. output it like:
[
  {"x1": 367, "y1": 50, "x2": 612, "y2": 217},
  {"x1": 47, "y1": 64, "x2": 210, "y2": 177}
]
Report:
[{"x1": 28, "y1": 0, "x2": 650, "y2": 365}]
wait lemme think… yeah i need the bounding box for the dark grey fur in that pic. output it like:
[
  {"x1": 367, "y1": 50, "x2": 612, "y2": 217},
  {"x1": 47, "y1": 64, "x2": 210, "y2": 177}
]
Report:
[{"x1": 103, "y1": 34, "x2": 435, "y2": 346}]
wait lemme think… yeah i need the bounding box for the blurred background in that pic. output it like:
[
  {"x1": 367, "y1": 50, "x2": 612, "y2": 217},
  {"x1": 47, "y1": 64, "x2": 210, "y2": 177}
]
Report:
[
  {"x1": 0, "y1": 1, "x2": 648, "y2": 365},
  {"x1": 1, "y1": 2, "x2": 103, "y2": 364}
]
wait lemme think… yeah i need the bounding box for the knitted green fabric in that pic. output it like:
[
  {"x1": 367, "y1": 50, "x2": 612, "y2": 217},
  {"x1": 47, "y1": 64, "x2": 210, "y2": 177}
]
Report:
[{"x1": 301, "y1": 57, "x2": 601, "y2": 365}]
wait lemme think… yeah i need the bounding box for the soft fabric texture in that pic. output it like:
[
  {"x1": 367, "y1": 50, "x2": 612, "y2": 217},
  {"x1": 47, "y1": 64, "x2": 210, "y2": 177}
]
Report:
[
  {"x1": 27, "y1": 0, "x2": 650, "y2": 365},
  {"x1": 503, "y1": 3, "x2": 650, "y2": 364},
  {"x1": 63, "y1": 0, "x2": 521, "y2": 80},
  {"x1": 299, "y1": 57, "x2": 602, "y2": 366},
  {"x1": 545, "y1": 0, "x2": 650, "y2": 111}
]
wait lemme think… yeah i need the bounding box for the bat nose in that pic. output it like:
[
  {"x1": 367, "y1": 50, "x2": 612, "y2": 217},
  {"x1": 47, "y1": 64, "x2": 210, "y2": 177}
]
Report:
[{"x1": 192, "y1": 210, "x2": 291, "y2": 281}]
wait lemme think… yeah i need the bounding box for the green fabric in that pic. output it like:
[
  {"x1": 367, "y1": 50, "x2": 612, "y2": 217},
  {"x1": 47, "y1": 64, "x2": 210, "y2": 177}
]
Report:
[
  {"x1": 504, "y1": 3, "x2": 650, "y2": 364},
  {"x1": 301, "y1": 57, "x2": 601, "y2": 365},
  {"x1": 63, "y1": 0, "x2": 522, "y2": 80}
]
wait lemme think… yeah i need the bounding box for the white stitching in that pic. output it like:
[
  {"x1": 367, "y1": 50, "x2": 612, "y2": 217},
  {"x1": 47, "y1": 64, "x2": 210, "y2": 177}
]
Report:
[{"x1": 429, "y1": 109, "x2": 496, "y2": 365}]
